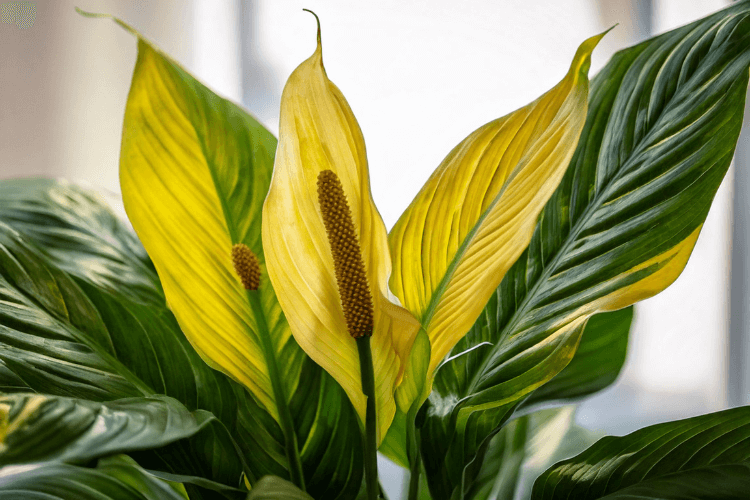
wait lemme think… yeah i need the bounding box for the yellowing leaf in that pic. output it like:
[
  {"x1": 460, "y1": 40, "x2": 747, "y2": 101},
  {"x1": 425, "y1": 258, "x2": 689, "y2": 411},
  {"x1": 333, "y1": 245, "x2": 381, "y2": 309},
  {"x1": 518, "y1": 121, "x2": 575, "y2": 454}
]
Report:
[
  {"x1": 389, "y1": 33, "x2": 606, "y2": 391},
  {"x1": 262, "y1": 32, "x2": 419, "y2": 443},
  {"x1": 120, "y1": 38, "x2": 304, "y2": 423}
]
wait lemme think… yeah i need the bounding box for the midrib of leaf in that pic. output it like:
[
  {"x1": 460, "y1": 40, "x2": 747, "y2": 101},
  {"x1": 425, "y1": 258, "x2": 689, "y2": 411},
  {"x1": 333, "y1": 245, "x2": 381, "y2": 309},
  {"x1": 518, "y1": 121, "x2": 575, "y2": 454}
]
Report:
[
  {"x1": 418, "y1": 153, "x2": 526, "y2": 331},
  {"x1": 463, "y1": 48, "x2": 719, "y2": 397}
]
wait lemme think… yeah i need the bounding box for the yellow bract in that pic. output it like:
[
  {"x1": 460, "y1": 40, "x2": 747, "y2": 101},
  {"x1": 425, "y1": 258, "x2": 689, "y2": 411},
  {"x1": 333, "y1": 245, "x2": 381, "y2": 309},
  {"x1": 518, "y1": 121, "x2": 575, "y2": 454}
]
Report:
[
  {"x1": 389, "y1": 32, "x2": 607, "y2": 403},
  {"x1": 120, "y1": 39, "x2": 301, "y2": 423},
  {"x1": 261, "y1": 33, "x2": 420, "y2": 443}
]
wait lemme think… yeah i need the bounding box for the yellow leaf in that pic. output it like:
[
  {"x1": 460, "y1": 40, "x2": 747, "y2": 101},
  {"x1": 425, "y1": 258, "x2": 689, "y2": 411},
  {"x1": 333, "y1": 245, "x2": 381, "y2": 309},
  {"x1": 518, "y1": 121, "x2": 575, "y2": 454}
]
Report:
[
  {"x1": 262, "y1": 30, "x2": 419, "y2": 443},
  {"x1": 389, "y1": 32, "x2": 607, "y2": 396},
  {"x1": 120, "y1": 37, "x2": 304, "y2": 423}
]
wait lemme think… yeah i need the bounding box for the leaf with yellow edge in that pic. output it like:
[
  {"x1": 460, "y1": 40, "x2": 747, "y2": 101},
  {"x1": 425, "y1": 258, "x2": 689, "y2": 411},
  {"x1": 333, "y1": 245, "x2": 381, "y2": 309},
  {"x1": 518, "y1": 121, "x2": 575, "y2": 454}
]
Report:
[
  {"x1": 262, "y1": 27, "x2": 419, "y2": 444},
  {"x1": 100, "y1": 13, "x2": 364, "y2": 497},
  {"x1": 418, "y1": 4, "x2": 750, "y2": 498},
  {"x1": 389, "y1": 32, "x2": 606, "y2": 402}
]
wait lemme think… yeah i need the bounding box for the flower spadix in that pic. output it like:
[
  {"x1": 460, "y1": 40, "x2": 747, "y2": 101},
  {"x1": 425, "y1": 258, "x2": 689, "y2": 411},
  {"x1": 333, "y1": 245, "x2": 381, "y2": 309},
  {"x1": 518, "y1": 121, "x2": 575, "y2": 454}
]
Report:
[{"x1": 262, "y1": 28, "x2": 420, "y2": 442}]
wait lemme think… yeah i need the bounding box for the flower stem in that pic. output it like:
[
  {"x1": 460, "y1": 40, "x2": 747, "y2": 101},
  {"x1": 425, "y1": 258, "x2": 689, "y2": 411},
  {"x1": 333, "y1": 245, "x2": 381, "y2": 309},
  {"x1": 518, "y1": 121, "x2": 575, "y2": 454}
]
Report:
[
  {"x1": 357, "y1": 336, "x2": 379, "y2": 500},
  {"x1": 407, "y1": 428, "x2": 422, "y2": 500},
  {"x1": 247, "y1": 290, "x2": 306, "y2": 491}
]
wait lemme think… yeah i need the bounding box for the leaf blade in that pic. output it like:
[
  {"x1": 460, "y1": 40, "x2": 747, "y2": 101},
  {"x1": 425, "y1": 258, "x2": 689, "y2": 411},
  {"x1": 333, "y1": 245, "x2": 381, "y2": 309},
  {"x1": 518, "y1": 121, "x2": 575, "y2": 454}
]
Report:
[
  {"x1": 532, "y1": 407, "x2": 750, "y2": 499},
  {"x1": 420, "y1": 4, "x2": 750, "y2": 498}
]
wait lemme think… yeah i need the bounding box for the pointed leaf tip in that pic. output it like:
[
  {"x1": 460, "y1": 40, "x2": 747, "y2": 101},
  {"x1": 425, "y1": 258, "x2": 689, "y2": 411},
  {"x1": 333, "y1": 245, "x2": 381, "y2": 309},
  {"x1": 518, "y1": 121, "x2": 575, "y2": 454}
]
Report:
[
  {"x1": 569, "y1": 27, "x2": 611, "y2": 78},
  {"x1": 75, "y1": 8, "x2": 138, "y2": 37},
  {"x1": 302, "y1": 8, "x2": 322, "y2": 48}
]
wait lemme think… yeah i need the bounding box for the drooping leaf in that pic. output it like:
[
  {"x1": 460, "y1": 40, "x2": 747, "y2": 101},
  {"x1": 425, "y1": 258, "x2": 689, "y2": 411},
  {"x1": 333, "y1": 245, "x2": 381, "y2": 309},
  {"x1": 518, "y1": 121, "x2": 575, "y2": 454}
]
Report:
[
  {"x1": 0, "y1": 393, "x2": 231, "y2": 468},
  {"x1": 246, "y1": 476, "x2": 315, "y2": 500},
  {"x1": 0, "y1": 182, "x2": 363, "y2": 498},
  {"x1": 0, "y1": 456, "x2": 187, "y2": 500},
  {"x1": 144, "y1": 471, "x2": 247, "y2": 500},
  {"x1": 532, "y1": 406, "x2": 750, "y2": 499},
  {"x1": 389, "y1": 32, "x2": 605, "y2": 405},
  {"x1": 0, "y1": 179, "x2": 282, "y2": 488},
  {"x1": 0, "y1": 226, "x2": 246, "y2": 490},
  {"x1": 420, "y1": 3, "x2": 750, "y2": 498},
  {"x1": 0, "y1": 178, "x2": 159, "y2": 304}
]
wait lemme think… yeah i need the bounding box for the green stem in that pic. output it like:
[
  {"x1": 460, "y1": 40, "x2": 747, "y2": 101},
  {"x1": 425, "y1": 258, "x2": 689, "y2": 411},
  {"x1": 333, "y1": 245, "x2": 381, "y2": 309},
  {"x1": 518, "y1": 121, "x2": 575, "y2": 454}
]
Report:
[
  {"x1": 357, "y1": 336, "x2": 379, "y2": 500},
  {"x1": 247, "y1": 290, "x2": 306, "y2": 491},
  {"x1": 407, "y1": 428, "x2": 422, "y2": 500}
]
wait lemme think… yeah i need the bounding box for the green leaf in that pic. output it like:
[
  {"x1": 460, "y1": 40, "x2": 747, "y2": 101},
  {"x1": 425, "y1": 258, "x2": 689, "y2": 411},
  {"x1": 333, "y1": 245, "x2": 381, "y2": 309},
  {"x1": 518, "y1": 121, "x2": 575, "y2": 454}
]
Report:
[
  {"x1": 145, "y1": 471, "x2": 247, "y2": 500},
  {"x1": 532, "y1": 406, "x2": 750, "y2": 499},
  {"x1": 469, "y1": 407, "x2": 602, "y2": 500},
  {"x1": 0, "y1": 393, "x2": 232, "y2": 468},
  {"x1": 521, "y1": 307, "x2": 632, "y2": 410},
  {"x1": 467, "y1": 415, "x2": 528, "y2": 500},
  {"x1": 0, "y1": 178, "x2": 160, "y2": 304},
  {"x1": 0, "y1": 456, "x2": 188, "y2": 499},
  {"x1": 420, "y1": 3, "x2": 750, "y2": 498},
  {"x1": 0, "y1": 223, "x2": 247, "y2": 489},
  {"x1": 246, "y1": 476, "x2": 314, "y2": 500}
]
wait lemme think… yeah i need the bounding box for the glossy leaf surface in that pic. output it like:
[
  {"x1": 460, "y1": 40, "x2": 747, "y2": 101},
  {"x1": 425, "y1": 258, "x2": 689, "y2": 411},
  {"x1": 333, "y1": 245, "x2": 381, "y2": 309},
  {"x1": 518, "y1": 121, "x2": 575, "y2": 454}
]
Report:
[
  {"x1": 420, "y1": 3, "x2": 750, "y2": 498},
  {"x1": 0, "y1": 456, "x2": 187, "y2": 500},
  {"x1": 532, "y1": 406, "x2": 750, "y2": 499},
  {"x1": 0, "y1": 179, "x2": 363, "y2": 498},
  {"x1": 0, "y1": 178, "x2": 159, "y2": 304},
  {"x1": 0, "y1": 224, "x2": 245, "y2": 490},
  {"x1": 521, "y1": 307, "x2": 632, "y2": 410},
  {"x1": 0, "y1": 394, "x2": 228, "y2": 468}
]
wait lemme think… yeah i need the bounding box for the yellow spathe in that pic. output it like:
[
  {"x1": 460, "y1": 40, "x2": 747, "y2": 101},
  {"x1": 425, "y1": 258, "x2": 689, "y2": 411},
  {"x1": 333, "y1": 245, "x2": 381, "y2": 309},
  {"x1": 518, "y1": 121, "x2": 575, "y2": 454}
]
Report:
[{"x1": 262, "y1": 31, "x2": 420, "y2": 443}]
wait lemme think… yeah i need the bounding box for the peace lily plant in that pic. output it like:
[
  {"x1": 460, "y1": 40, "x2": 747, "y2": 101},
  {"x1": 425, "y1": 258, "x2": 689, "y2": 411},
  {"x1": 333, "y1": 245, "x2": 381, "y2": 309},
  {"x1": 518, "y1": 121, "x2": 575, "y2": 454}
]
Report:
[{"x1": 2, "y1": 2, "x2": 750, "y2": 499}]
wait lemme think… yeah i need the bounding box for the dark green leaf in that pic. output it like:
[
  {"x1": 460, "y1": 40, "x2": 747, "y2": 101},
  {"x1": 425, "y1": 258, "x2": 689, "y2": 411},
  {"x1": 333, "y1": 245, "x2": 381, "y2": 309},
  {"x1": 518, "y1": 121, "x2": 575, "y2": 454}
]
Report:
[
  {"x1": 0, "y1": 456, "x2": 187, "y2": 499},
  {"x1": 145, "y1": 471, "x2": 247, "y2": 500},
  {"x1": 0, "y1": 393, "x2": 228, "y2": 468},
  {"x1": 0, "y1": 224, "x2": 246, "y2": 489},
  {"x1": 421, "y1": 3, "x2": 750, "y2": 498},
  {"x1": 246, "y1": 476, "x2": 314, "y2": 500},
  {"x1": 0, "y1": 178, "x2": 160, "y2": 304},
  {"x1": 532, "y1": 406, "x2": 750, "y2": 499}
]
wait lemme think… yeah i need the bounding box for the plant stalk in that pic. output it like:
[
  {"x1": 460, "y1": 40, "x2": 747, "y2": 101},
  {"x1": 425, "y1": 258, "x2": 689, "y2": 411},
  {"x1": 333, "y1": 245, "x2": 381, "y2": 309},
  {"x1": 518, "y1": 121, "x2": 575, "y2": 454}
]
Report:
[
  {"x1": 247, "y1": 290, "x2": 306, "y2": 490},
  {"x1": 407, "y1": 427, "x2": 422, "y2": 500},
  {"x1": 357, "y1": 336, "x2": 379, "y2": 500}
]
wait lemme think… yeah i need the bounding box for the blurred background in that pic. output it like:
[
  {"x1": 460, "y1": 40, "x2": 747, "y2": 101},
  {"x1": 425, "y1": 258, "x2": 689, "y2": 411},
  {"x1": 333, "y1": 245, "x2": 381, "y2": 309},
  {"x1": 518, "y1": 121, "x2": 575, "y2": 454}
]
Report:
[{"x1": 0, "y1": 0, "x2": 746, "y2": 497}]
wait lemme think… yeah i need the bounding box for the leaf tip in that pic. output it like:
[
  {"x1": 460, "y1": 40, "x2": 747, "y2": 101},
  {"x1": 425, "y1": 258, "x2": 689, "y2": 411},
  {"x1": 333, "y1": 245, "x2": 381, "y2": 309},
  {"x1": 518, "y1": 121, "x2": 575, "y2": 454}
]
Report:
[
  {"x1": 302, "y1": 8, "x2": 322, "y2": 53},
  {"x1": 570, "y1": 26, "x2": 613, "y2": 78},
  {"x1": 75, "y1": 7, "x2": 138, "y2": 38}
]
